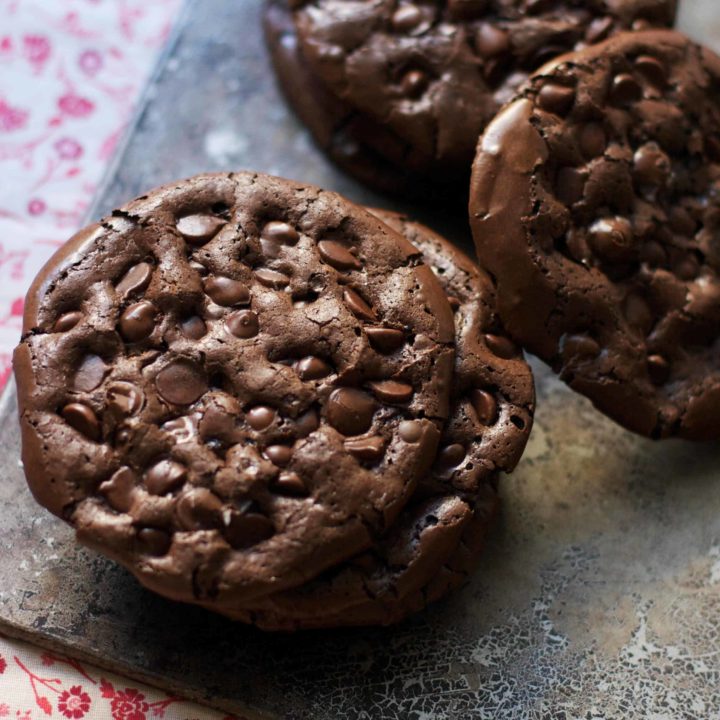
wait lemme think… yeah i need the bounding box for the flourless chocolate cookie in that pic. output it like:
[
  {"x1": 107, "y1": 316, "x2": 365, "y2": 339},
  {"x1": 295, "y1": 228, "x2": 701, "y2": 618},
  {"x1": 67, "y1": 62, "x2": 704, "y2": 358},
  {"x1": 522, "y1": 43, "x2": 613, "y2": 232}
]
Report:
[
  {"x1": 287, "y1": 0, "x2": 677, "y2": 188},
  {"x1": 14, "y1": 172, "x2": 457, "y2": 611},
  {"x1": 471, "y1": 30, "x2": 720, "y2": 440},
  {"x1": 222, "y1": 210, "x2": 535, "y2": 629}
]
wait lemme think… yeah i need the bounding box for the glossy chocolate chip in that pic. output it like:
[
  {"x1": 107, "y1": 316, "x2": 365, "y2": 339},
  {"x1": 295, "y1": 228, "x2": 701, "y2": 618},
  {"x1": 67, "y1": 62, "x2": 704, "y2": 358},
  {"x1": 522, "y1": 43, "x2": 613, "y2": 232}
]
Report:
[
  {"x1": 54, "y1": 311, "x2": 83, "y2": 333},
  {"x1": 369, "y1": 380, "x2": 414, "y2": 403},
  {"x1": 225, "y1": 310, "x2": 259, "y2": 339},
  {"x1": 609, "y1": 73, "x2": 642, "y2": 105},
  {"x1": 365, "y1": 326, "x2": 404, "y2": 353},
  {"x1": 475, "y1": 23, "x2": 508, "y2": 57},
  {"x1": 343, "y1": 288, "x2": 377, "y2": 321},
  {"x1": 344, "y1": 435, "x2": 386, "y2": 462},
  {"x1": 391, "y1": 4, "x2": 422, "y2": 32},
  {"x1": 635, "y1": 55, "x2": 666, "y2": 87},
  {"x1": 585, "y1": 16, "x2": 613, "y2": 43},
  {"x1": 470, "y1": 389, "x2": 498, "y2": 426},
  {"x1": 401, "y1": 69, "x2": 428, "y2": 98},
  {"x1": 255, "y1": 268, "x2": 290, "y2": 288},
  {"x1": 181, "y1": 316, "x2": 207, "y2": 340},
  {"x1": 647, "y1": 354, "x2": 670, "y2": 385},
  {"x1": 633, "y1": 143, "x2": 670, "y2": 187},
  {"x1": 176, "y1": 488, "x2": 223, "y2": 530},
  {"x1": 144, "y1": 459, "x2": 187, "y2": 496},
  {"x1": 74, "y1": 355, "x2": 108, "y2": 392},
  {"x1": 246, "y1": 406, "x2": 276, "y2": 430},
  {"x1": 294, "y1": 356, "x2": 332, "y2": 380},
  {"x1": 579, "y1": 123, "x2": 607, "y2": 159},
  {"x1": 556, "y1": 167, "x2": 586, "y2": 206},
  {"x1": 155, "y1": 360, "x2": 207, "y2": 406},
  {"x1": 265, "y1": 445, "x2": 293, "y2": 466},
  {"x1": 136, "y1": 528, "x2": 171, "y2": 556},
  {"x1": 484, "y1": 334, "x2": 517, "y2": 359},
  {"x1": 261, "y1": 220, "x2": 299, "y2": 245},
  {"x1": 61, "y1": 403, "x2": 100, "y2": 441},
  {"x1": 437, "y1": 444, "x2": 466, "y2": 469},
  {"x1": 224, "y1": 510, "x2": 274, "y2": 549},
  {"x1": 204, "y1": 276, "x2": 250, "y2": 306},
  {"x1": 119, "y1": 300, "x2": 157, "y2": 342},
  {"x1": 176, "y1": 213, "x2": 226, "y2": 244},
  {"x1": 318, "y1": 240, "x2": 362, "y2": 271},
  {"x1": 398, "y1": 420, "x2": 423, "y2": 443},
  {"x1": 562, "y1": 334, "x2": 600, "y2": 359},
  {"x1": 294, "y1": 408, "x2": 319, "y2": 437},
  {"x1": 116, "y1": 262, "x2": 153, "y2": 297},
  {"x1": 99, "y1": 467, "x2": 137, "y2": 513},
  {"x1": 588, "y1": 217, "x2": 636, "y2": 262},
  {"x1": 326, "y1": 388, "x2": 376, "y2": 436},
  {"x1": 272, "y1": 471, "x2": 308, "y2": 496},
  {"x1": 537, "y1": 83, "x2": 576, "y2": 116},
  {"x1": 162, "y1": 415, "x2": 199, "y2": 444},
  {"x1": 107, "y1": 381, "x2": 144, "y2": 416}
]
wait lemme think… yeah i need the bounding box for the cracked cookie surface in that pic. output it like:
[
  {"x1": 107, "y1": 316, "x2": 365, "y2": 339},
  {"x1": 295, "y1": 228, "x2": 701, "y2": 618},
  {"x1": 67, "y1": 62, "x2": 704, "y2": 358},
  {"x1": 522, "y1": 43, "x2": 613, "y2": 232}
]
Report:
[
  {"x1": 471, "y1": 30, "x2": 720, "y2": 440},
  {"x1": 284, "y1": 0, "x2": 677, "y2": 188},
  {"x1": 14, "y1": 172, "x2": 457, "y2": 609}
]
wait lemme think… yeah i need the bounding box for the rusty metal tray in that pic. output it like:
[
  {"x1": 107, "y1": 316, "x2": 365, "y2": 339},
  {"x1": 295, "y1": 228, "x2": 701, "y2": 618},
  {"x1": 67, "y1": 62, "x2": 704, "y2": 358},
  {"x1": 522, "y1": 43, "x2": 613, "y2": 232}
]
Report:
[{"x1": 1, "y1": 1, "x2": 719, "y2": 717}]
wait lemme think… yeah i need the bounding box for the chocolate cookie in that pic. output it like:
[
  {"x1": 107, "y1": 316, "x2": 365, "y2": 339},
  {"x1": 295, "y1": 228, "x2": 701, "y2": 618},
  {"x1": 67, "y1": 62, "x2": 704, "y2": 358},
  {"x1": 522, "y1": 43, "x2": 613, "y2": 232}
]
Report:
[
  {"x1": 286, "y1": 0, "x2": 677, "y2": 188},
  {"x1": 219, "y1": 210, "x2": 535, "y2": 629},
  {"x1": 14, "y1": 172, "x2": 457, "y2": 611},
  {"x1": 470, "y1": 30, "x2": 720, "y2": 440}
]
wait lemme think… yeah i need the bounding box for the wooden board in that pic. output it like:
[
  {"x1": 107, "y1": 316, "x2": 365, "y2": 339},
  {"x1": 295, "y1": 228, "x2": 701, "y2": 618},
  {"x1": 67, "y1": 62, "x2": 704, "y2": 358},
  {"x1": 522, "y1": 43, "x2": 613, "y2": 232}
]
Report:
[{"x1": 2, "y1": 1, "x2": 720, "y2": 717}]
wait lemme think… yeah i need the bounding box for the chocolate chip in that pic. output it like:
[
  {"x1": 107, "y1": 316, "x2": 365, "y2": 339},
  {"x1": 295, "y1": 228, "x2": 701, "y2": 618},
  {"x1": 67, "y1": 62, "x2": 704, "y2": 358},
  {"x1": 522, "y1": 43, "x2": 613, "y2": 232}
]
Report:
[
  {"x1": 588, "y1": 217, "x2": 635, "y2": 262},
  {"x1": 578, "y1": 123, "x2": 607, "y2": 159},
  {"x1": 326, "y1": 388, "x2": 376, "y2": 436},
  {"x1": 647, "y1": 354, "x2": 670, "y2": 385},
  {"x1": 318, "y1": 240, "x2": 363, "y2": 271},
  {"x1": 99, "y1": 467, "x2": 137, "y2": 512},
  {"x1": 136, "y1": 528, "x2": 171, "y2": 556},
  {"x1": 447, "y1": 296, "x2": 461, "y2": 311},
  {"x1": 246, "y1": 406, "x2": 276, "y2": 430},
  {"x1": 474, "y1": 23, "x2": 509, "y2": 58},
  {"x1": 155, "y1": 360, "x2": 207, "y2": 406},
  {"x1": 225, "y1": 310, "x2": 259, "y2": 339},
  {"x1": 368, "y1": 379, "x2": 414, "y2": 403},
  {"x1": 398, "y1": 420, "x2": 423, "y2": 443},
  {"x1": 119, "y1": 300, "x2": 157, "y2": 342},
  {"x1": 204, "y1": 276, "x2": 250, "y2": 306},
  {"x1": 640, "y1": 240, "x2": 667, "y2": 267},
  {"x1": 632, "y1": 143, "x2": 670, "y2": 187},
  {"x1": 293, "y1": 356, "x2": 332, "y2": 380},
  {"x1": 437, "y1": 444, "x2": 466, "y2": 469},
  {"x1": 401, "y1": 69, "x2": 428, "y2": 98},
  {"x1": 470, "y1": 389, "x2": 497, "y2": 425},
  {"x1": 54, "y1": 311, "x2": 83, "y2": 333},
  {"x1": 343, "y1": 288, "x2": 377, "y2": 321},
  {"x1": 562, "y1": 334, "x2": 600, "y2": 359},
  {"x1": 61, "y1": 403, "x2": 100, "y2": 441},
  {"x1": 144, "y1": 459, "x2": 187, "y2": 495},
  {"x1": 635, "y1": 55, "x2": 666, "y2": 88},
  {"x1": 261, "y1": 220, "x2": 299, "y2": 245},
  {"x1": 675, "y1": 254, "x2": 700, "y2": 281},
  {"x1": 223, "y1": 510, "x2": 274, "y2": 549},
  {"x1": 272, "y1": 472, "x2": 308, "y2": 496},
  {"x1": 162, "y1": 414, "x2": 199, "y2": 444},
  {"x1": 556, "y1": 167, "x2": 586, "y2": 206},
  {"x1": 176, "y1": 488, "x2": 223, "y2": 530},
  {"x1": 484, "y1": 333, "x2": 517, "y2": 359},
  {"x1": 344, "y1": 435, "x2": 386, "y2": 462},
  {"x1": 176, "y1": 213, "x2": 226, "y2": 244},
  {"x1": 107, "y1": 381, "x2": 144, "y2": 416},
  {"x1": 391, "y1": 4, "x2": 422, "y2": 32},
  {"x1": 265, "y1": 445, "x2": 293, "y2": 466},
  {"x1": 255, "y1": 268, "x2": 290, "y2": 289},
  {"x1": 181, "y1": 316, "x2": 207, "y2": 340},
  {"x1": 537, "y1": 83, "x2": 576, "y2": 116},
  {"x1": 116, "y1": 262, "x2": 153, "y2": 297},
  {"x1": 585, "y1": 16, "x2": 614, "y2": 43},
  {"x1": 365, "y1": 326, "x2": 404, "y2": 353},
  {"x1": 624, "y1": 294, "x2": 654, "y2": 335},
  {"x1": 294, "y1": 408, "x2": 319, "y2": 437},
  {"x1": 609, "y1": 73, "x2": 642, "y2": 105},
  {"x1": 74, "y1": 354, "x2": 108, "y2": 392}
]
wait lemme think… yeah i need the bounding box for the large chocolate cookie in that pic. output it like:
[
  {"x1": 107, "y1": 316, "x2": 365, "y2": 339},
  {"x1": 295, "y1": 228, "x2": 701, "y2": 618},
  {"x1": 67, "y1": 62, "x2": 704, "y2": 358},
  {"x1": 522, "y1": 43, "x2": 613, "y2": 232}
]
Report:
[
  {"x1": 287, "y1": 0, "x2": 677, "y2": 187},
  {"x1": 14, "y1": 172, "x2": 457, "y2": 611},
  {"x1": 471, "y1": 30, "x2": 720, "y2": 440},
  {"x1": 220, "y1": 210, "x2": 535, "y2": 629}
]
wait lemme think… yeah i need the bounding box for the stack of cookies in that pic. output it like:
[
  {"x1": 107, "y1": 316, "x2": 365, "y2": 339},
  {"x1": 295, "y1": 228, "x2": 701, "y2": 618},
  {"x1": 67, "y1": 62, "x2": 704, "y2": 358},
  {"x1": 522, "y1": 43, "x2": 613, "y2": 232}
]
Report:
[{"x1": 14, "y1": 1, "x2": 720, "y2": 630}]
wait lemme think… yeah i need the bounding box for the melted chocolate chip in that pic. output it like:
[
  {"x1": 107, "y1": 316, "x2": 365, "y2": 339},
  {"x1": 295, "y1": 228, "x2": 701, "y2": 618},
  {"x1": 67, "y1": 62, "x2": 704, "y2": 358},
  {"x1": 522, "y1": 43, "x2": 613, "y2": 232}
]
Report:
[
  {"x1": 294, "y1": 356, "x2": 332, "y2": 380},
  {"x1": 116, "y1": 262, "x2": 153, "y2": 297},
  {"x1": 74, "y1": 355, "x2": 108, "y2": 392},
  {"x1": 537, "y1": 83, "x2": 576, "y2": 116},
  {"x1": 470, "y1": 389, "x2": 498, "y2": 426},
  {"x1": 176, "y1": 488, "x2": 223, "y2": 530},
  {"x1": 401, "y1": 69, "x2": 429, "y2": 98},
  {"x1": 484, "y1": 333, "x2": 517, "y2": 359},
  {"x1": 398, "y1": 420, "x2": 424, "y2": 443},
  {"x1": 272, "y1": 471, "x2": 308, "y2": 496},
  {"x1": 246, "y1": 406, "x2": 276, "y2": 430},
  {"x1": 365, "y1": 326, "x2": 405, "y2": 353},
  {"x1": 99, "y1": 467, "x2": 137, "y2": 512},
  {"x1": 437, "y1": 444, "x2": 466, "y2": 469},
  {"x1": 224, "y1": 510, "x2": 274, "y2": 549},
  {"x1": 294, "y1": 408, "x2": 319, "y2": 437},
  {"x1": 344, "y1": 435, "x2": 386, "y2": 462},
  {"x1": 204, "y1": 276, "x2": 251, "y2": 306},
  {"x1": 225, "y1": 310, "x2": 259, "y2": 339},
  {"x1": 609, "y1": 73, "x2": 642, "y2": 105},
  {"x1": 261, "y1": 220, "x2": 299, "y2": 246},
  {"x1": 343, "y1": 288, "x2": 377, "y2": 321},
  {"x1": 136, "y1": 528, "x2": 171, "y2": 556},
  {"x1": 368, "y1": 379, "x2": 414, "y2": 403},
  {"x1": 255, "y1": 268, "x2": 290, "y2": 288},
  {"x1": 107, "y1": 381, "x2": 144, "y2": 416},
  {"x1": 119, "y1": 300, "x2": 157, "y2": 342},
  {"x1": 318, "y1": 240, "x2": 363, "y2": 271},
  {"x1": 265, "y1": 445, "x2": 293, "y2": 467},
  {"x1": 144, "y1": 459, "x2": 187, "y2": 496},
  {"x1": 54, "y1": 311, "x2": 83, "y2": 333},
  {"x1": 181, "y1": 316, "x2": 207, "y2": 340},
  {"x1": 176, "y1": 213, "x2": 226, "y2": 244},
  {"x1": 326, "y1": 388, "x2": 376, "y2": 436},
  {"x1": 61, "y1": 403, "x2": 100, "y2": 441},
  {"x1": 155, "y1": 360, "x2": 207, "y2": 406}
]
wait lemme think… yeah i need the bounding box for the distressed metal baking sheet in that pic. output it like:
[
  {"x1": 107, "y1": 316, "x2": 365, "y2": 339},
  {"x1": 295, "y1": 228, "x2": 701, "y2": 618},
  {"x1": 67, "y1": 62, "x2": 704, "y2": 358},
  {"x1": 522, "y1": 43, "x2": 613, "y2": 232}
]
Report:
[{"x1": 1, "y1": 1, "x2": 719, "y2": 717}]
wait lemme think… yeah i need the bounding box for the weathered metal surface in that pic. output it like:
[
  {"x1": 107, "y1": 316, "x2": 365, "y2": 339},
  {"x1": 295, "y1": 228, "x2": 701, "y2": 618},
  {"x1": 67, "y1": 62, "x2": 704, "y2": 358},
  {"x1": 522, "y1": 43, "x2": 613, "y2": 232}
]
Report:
[{"x1": 1, "y1": 1, "x2": 719, "y2": 717}]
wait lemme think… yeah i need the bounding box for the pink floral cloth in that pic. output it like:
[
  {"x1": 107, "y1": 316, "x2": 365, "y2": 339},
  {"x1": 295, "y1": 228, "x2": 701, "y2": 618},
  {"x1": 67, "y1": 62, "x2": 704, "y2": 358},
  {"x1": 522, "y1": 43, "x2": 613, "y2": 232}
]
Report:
[
  {"x1": 0, "y1": 2, "x2": 229, "y2": 716},
  {"x1": 0, "y1": 635, "x2": 234, "y2": 719}
]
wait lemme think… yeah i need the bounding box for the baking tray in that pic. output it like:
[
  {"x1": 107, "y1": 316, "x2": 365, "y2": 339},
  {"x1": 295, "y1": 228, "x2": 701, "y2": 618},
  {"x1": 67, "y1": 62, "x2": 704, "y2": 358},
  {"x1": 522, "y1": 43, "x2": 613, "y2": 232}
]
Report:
[{"x1": 1, "y1": 1, "x2": 719, "y2": 717}]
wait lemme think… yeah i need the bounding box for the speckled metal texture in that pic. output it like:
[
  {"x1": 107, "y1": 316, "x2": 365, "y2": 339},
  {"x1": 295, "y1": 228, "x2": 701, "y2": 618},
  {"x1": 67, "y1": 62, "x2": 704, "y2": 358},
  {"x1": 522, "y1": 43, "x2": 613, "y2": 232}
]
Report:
[{"x1": 1, "y1": 0, "x2": 719, "y2": 717}]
